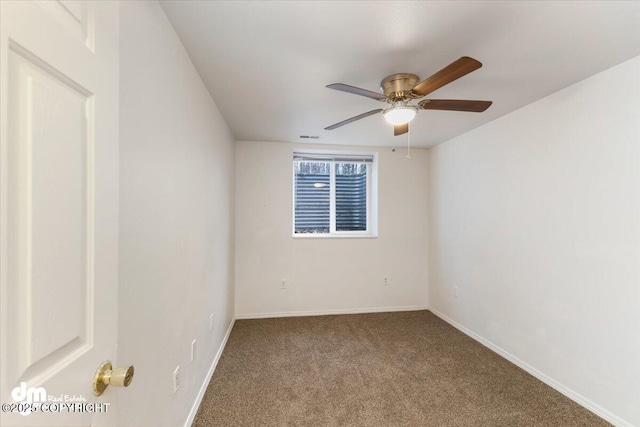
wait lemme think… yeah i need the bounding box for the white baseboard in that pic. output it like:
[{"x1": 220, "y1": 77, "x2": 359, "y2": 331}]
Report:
[
  {"x1": 235, "y1": 305, "x2": 428, "y2": 320},
  {"x1": 428, "y1": 307, "x2": 632, "y2": 427},
  {"x1": 183, "y1": 317, "x2": 236, "y2": 427}
]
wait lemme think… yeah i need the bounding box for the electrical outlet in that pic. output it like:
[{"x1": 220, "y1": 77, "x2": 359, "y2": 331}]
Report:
[
  {"x1": 281, "y1": 279, "x2": 287, "y2": 289},
  {"x1": 453, "y1": 286, "x2": 459, "y2": 297},
  {"x1": 384, "y1": 276, "x2": 389, "y2": 286},
  {"x1": 191, "y1": 339, "x2": 197, "y2": 362},
  {"x1": 173, "y1": 366, "x2": 180, "y2": 393},
  {"x1": 210, "y1": 313, "x2": 214, "y2": 331}
]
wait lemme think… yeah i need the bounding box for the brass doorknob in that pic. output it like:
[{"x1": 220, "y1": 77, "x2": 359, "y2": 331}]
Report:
[{"x1": 93, "y1": 360, "x2": 134, "y2": 396}]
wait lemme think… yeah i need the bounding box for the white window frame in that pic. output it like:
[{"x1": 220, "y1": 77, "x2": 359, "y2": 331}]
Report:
[{"x1": 292, "y1": 149, "x2": 378, "y2": 238}]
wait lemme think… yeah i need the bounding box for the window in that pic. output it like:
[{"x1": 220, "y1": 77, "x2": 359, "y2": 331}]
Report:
[{"x1": 293, "y1": 150, "x2": 377, "y2": 237}]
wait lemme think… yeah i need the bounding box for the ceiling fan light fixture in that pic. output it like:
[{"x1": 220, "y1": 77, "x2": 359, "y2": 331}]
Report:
[
  {"x1": 324, "y1": 57, "x2": 491, "y2": 134},
  {"x1": 383, "y1": 104, "x2": 418, "y2": 125}
]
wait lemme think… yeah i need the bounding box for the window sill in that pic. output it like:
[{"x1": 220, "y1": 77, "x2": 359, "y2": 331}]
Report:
[{"x1": 292, "y1": 233, "x2": 378, "y2": 239}]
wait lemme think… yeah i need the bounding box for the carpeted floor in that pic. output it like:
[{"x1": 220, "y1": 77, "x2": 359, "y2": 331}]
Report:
[{"x1": 193, "y1": 310, "x2": 609, "y2": 426}]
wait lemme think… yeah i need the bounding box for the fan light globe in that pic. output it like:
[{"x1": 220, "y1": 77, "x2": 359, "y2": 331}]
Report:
[{"x1": 383, "y1": 105, "x2": 418, "y2": 125}]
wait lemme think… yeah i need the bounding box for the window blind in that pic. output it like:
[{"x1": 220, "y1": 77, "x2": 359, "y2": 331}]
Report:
[{"x1": 293, "y1": 153, "x2": 374, "y2": 163}]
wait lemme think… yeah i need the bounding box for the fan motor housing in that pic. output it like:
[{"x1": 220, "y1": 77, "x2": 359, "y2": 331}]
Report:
[{"x1": 380, "y1": 73, "x2": 420, "y2": 98}]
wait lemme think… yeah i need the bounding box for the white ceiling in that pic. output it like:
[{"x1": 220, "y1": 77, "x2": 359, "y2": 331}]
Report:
[{"x1": 160, "y1": 1, "x2": 640, "y2": 148}]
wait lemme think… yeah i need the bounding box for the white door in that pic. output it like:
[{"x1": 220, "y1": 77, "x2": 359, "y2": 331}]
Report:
[{"x1": 0, "y1": 1, "x2": 120, "y2": 426}]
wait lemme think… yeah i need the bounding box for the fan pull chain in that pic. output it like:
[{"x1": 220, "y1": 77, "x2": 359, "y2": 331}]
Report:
[{"x1": 407, "y1": 125, "x2": 411, "y2": 159}]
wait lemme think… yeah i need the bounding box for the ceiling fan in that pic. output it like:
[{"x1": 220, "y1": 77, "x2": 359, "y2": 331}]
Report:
[{"x1": 324, "y1": 56, "x2": 492, "y2": 136}]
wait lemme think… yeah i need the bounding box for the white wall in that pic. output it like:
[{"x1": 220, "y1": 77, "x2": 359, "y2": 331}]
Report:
[
  {"x1": 235, "y1": 141, "x2": 428, "y2": 317},
  {"x1": 428, "y1": 56, "x2": 640, "y2": 426},
  {"x1": 118, "y1": 2, "x2": 234, "y2": 426}
]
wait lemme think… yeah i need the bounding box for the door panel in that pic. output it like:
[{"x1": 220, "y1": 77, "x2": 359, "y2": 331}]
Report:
[
  {"x1": 1, "y1": 1, "x2": 119, "y2": 426},
  {"x1": 8, "y1": 45, "x2": 93, "y2": 385},
  {"x1": 36, "y1": 0, "x2": 94, "y2": 49}
]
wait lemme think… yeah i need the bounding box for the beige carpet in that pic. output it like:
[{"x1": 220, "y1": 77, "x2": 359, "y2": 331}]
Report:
[{"x1": 194, "y1": 311, "x2": 609, "y2": 426}]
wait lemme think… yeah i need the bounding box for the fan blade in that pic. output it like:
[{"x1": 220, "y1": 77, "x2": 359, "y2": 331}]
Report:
[
  {"x1": 419, "y1": 99, "x2": 492, "y2": 112},
  {"x1": 394, "y1": 123, "x2": 408, "y2": 136},
  {"x1": 327, "y1": 83, "x2": 388, "y2": 101},
  {"x1": 325, "y1": 109, "x2": 383, "y2": 130},
  {"x1": 410, "y1": 57, "x2": 482, "y2": 97}
]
